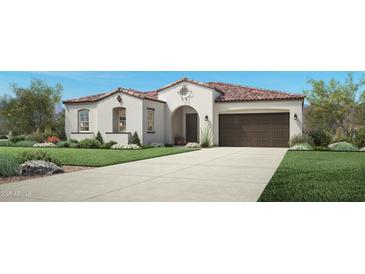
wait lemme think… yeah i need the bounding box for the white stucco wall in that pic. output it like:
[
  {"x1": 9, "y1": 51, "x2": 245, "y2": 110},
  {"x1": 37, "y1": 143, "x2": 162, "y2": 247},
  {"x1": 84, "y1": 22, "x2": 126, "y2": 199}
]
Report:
[
  {"x1": 65, "y1": 102, "x2": 98, "y2": 141},
  {"x1": 213, "y1": 100, "x2": 303, "y2": 145},
  {"x1": 96, "y1": 92, "x2": 143, "y2": 144},
  {"x1": 142, "y1": 99, "x2": 165, "y2": 144},
  {"x1": 157, "y1": 81, "x2": 215, "y2": 144},
  {"x1": 65, "y1": 92, "x2": 144, "y2": 144}
]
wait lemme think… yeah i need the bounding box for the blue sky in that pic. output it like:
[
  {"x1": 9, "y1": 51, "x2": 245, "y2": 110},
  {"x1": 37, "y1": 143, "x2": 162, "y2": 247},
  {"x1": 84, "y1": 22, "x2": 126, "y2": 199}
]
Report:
[{"x1": 0, "y1": 71, "x2": 364, "y2": 102}]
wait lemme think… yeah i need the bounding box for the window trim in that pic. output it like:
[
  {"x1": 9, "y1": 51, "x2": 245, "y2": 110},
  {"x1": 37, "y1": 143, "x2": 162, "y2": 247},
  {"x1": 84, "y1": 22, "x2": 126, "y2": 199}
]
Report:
[
  {"x1": 78, "y1": 109, "x2": 90, "y2": 132},
  {"x1": 147, "y1": 108, "x2": 155, "y2": 133}
]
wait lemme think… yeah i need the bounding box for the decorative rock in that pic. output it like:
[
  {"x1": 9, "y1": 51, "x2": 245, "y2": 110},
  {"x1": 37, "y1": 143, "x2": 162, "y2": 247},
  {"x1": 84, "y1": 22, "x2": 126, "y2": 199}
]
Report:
[{"x1": 20, "y1": 160, "x2": 63, "y2": 176}]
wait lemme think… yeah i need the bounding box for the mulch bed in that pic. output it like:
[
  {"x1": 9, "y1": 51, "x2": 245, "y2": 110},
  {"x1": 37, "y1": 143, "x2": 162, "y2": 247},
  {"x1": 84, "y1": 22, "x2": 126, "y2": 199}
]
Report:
[{"x1": 0, "y1": 165, "x2": 94, "y2": 185}]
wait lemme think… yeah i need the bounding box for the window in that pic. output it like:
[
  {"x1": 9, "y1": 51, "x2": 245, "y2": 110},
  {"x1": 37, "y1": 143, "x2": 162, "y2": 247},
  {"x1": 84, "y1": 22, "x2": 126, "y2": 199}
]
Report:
[
  {"x1": 118, "y1": 108, "x2": 126, "y2": 132},
  {"x1": 147, "y1": 108, "x2": 155, "y2": 133},
  {"x1": 78, "y1": 110, "x2": 90, "y2": 132}
]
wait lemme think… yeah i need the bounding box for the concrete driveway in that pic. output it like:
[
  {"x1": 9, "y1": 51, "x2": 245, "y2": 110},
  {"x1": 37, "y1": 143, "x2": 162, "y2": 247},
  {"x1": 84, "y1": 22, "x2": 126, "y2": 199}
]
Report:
[{"x1": 0, "y1": 147, "x2": 287, "y2": 202}]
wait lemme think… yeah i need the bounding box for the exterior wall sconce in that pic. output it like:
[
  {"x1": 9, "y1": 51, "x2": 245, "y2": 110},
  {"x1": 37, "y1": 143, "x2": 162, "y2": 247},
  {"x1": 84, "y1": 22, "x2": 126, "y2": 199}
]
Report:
[
  {"x1": 117, "y1": 95, "x2": 122, "y2": 103},
  {"x1": 205, "y1": 115, "x2": 209, "y2": 121},
  {"x1": 294, "y1": 113, "x2": 298, "y2": 120}
]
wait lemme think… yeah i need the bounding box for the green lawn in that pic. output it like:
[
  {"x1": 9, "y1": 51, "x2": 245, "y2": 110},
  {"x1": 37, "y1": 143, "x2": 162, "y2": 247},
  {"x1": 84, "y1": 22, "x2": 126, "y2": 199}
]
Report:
[
  {"x1": 0, "y1": 147, "x2": 195, "y2": 167},
  {"x1": 259, "y1": 151, "x2": 365, "y2": 202}
]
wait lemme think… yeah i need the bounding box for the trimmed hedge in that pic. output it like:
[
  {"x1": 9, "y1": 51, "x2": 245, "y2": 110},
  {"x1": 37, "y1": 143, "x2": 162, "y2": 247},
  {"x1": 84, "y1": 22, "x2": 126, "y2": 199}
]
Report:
[{"x1": 79, "y1": 138, "x2": 101, "y2": 149}]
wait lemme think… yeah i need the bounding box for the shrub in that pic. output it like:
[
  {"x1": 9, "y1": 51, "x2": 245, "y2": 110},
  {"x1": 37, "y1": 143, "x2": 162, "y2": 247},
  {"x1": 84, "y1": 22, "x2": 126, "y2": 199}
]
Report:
[
  {"x1": 111, "y1": 144, "x2": 141, "y2": 150},
  {"x1": 10, "y1": 135, "x2": 26, "y2": 143},
  {"x1": 19, "y1": 151, "x2": 62, "y2": 166},
  {"x1": 360, "y1": 147, "x2": 365, "y2": 152},
  {"x1": 79, "y1": 138, "x2": 101, "y2": 149},
  {"x1": 0, "y1": 155, "x2": 20, "y2": 177},
  {"x1": 56, "y1": 141, "x2": 70, "y2": 148},
  {"x1": 328, "y1": 142, "x2": 358, "y2": 151},
  {"x1": 101, "y1": 140, "x2": 117, "y2": 149},
  {"x1": 164, "y1": 144, "x2": 173, "y2": 147},
  {"x1": 13, "y1": 140, "x2": 37, "y2": 147},
  {"x1": 289, "y1": 143, "x2": 313, "y2": 151},
  {"x1": 131, "y1": 132, "x2": 141, "y2": 146},
  {"x1": 96, "y1": 131, "x2": 104, "y2": 144},
  {"x1": 0, "y1": 140, "x2": 13, "y2": 147},
  {"x1": 69, "y1": 139, "x2": 79, "y2": 144},
  {"x1": 0, "y1": 135, "x2": 8, "y2": 139},
  {"x1": 70, "y1": 142, "x2": 80, "y2": 148},
  {"x1": 354, "y1": 128, "x2": 365, "y2": 148},
  {"x1": 33, "y1": 142, "x2": 57, "y2": 148},
  {"x1": 47, "y1": 136, "x2": 60, "y2": 144},
  {"x1": 25, "y1": 132, "x2": 45, "y2": 143},
  {"x1": 307, "y1": 129, "x2": 332, "y2": 147},
  {"x1": 200, "y1": 125, "x2": 212, "y2": 148},
  {"x1": 289, "y1": 134, "x2": 314, "y2": 147},
  {"x1": 185, "y1": 142, "x2": 201, "y2": 148}
]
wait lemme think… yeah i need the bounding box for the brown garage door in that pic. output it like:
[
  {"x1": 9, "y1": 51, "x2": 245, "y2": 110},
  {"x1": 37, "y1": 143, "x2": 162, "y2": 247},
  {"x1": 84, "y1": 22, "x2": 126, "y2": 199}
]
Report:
[{"x1": 219, "y1": 113, "x2": 289, "y2": 147}]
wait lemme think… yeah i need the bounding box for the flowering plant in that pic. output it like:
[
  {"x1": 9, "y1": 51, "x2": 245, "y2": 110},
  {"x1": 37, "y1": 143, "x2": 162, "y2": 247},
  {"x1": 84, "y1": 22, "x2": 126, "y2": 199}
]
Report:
[
  {"x1": 47, "y1": 136, "x2": 60, "y2": 144},
  {"x1": 111, "y1": 144, "x2": 141, "y2": 150},
  {"x1": 33, "y1": 142, "x2": 57, "y2": 148}
]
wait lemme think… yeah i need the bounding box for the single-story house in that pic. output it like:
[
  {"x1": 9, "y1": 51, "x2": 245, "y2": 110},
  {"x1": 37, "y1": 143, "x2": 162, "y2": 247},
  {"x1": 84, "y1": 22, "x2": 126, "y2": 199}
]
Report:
[{"x1": 63, "y1": 78, "x2": 304, "y2": 147}]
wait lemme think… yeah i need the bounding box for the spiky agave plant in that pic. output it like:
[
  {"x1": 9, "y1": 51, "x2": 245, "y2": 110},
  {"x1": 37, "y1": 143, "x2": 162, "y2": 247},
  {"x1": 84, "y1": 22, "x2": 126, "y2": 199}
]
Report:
[{"x1": 200, "y1": 125, "x2": 213, "y2": 148}]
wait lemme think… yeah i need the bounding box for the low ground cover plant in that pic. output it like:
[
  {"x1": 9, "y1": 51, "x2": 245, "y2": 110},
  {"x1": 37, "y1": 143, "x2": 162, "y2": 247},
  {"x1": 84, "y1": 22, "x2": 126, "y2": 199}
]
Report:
[
  {"x1": 289, "y1": 134, "x2": 314, "y2": 147},
  {"x1": 185, "y1": 142, "x2": 201, "y2": 148},
  {"x1": 150, "y1": 143, "x2": 164, "y2": 148},
  {"x1": 111, "y1": 144, "x2": 141, "y2": 150},
  {"x1": 101, "y1": 141, "x2": 117, "y2": 149},
  {"x1": 79, "y1": 138, "x2": 101, "y2": 149},
  {"x1": 0, "y1": 154, "x2": 20, "y2": 177},
  {"x1": 0, "y1": 140, "x2": 13, "y2": 147},
  {"x1": 33, "y1": 142, "x2": 57, "y2": 148},
  {"x1": 12, "y1": 140, "x2": 37, "y2": 147},
  {"x1": 19, "y1": 151, "x2": 62, "y2": 166},
  {"x1": 289, "y1": 143, "x2": 313, "y2": 150},
  {"x1": 328, "y1": 142, "x2": 358, "y2": 151}
]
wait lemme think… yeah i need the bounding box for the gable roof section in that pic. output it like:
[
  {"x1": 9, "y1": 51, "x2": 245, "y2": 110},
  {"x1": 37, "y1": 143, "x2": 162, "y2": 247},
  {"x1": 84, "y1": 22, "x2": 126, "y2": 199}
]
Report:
[
  {"x1": 206, "y1": 82, "x2": 305, "y2": 102},
  {"x1": 63, "y1": 88, "x2": 166, "y2": 104},
  {"x1": 154, "y1": 77, "x2": 225, "y2": 94},
  {"x1": 63, "y1": 78, "x2": 305, "y2": 104}
]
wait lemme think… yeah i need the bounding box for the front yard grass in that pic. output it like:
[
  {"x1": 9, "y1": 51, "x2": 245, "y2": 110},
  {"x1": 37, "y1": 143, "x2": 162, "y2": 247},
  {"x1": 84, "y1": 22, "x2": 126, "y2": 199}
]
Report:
[
  {"x1": 258, "y1": 151, "x2": 365, "y2": 202},
  {"x1": 0, "y1": 147, "x2": 194, "y2": 167}
]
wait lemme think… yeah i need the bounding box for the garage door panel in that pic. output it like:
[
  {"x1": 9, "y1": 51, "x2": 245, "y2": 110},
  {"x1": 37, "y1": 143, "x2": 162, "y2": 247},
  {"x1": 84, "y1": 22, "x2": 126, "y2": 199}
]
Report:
[{"x1": 219, "y1": 113, "x2": 289, "y2": 147}]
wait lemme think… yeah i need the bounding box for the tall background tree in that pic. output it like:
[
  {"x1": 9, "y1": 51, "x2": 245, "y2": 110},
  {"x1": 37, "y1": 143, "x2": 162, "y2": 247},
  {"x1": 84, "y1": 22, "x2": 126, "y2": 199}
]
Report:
[
  {"x1": 1, "y1": 79, "x2": 63, "y2": 135},
  {"x1": 304, "y1": 73, "x2": 365, "y2": 137}
]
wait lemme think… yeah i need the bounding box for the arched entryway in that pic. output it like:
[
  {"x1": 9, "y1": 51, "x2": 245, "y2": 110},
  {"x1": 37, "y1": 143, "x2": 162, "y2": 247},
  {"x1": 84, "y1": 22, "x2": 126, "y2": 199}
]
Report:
[{"x1": 171, "y1": 105, "x2": 199, "y2": 145}]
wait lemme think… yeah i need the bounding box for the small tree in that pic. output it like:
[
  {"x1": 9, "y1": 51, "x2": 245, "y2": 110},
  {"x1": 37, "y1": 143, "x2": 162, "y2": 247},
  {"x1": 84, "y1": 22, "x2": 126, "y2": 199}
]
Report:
[
  {"x1": 131, "y1": 131, "x2": 141, "y2": 146},
  {"x1": 96, "y1": 131, "x2": 104, "y2": 144},
  {"x1": 304, "y1": 73, "x2": 365, "y2": 137}
]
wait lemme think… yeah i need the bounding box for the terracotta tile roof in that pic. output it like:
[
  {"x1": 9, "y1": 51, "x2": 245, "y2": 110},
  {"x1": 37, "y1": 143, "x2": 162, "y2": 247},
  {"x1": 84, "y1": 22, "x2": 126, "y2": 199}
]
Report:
[
  {"x1": 206, "y1": 82, "x2": 305, "y2": 102},
  {"x1": 63, "y1": 78, "x2": 304, "y2": 104},
  {"x1": 63, "y1": 88, "x2": 165, "y2": 104}
]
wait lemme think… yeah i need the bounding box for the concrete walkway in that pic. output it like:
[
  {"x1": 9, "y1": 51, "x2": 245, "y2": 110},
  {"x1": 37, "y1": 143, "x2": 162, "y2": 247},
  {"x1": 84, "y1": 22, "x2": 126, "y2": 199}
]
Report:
[{"x1": 0, "y1": 147, "x2": 287, "y2": 202}]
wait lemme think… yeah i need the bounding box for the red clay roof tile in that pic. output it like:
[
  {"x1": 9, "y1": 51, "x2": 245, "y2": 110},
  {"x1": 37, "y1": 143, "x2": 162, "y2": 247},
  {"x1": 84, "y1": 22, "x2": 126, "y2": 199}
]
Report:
[{"x1": 63, "y1": 78, "x2": 304, "y2": 104}]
